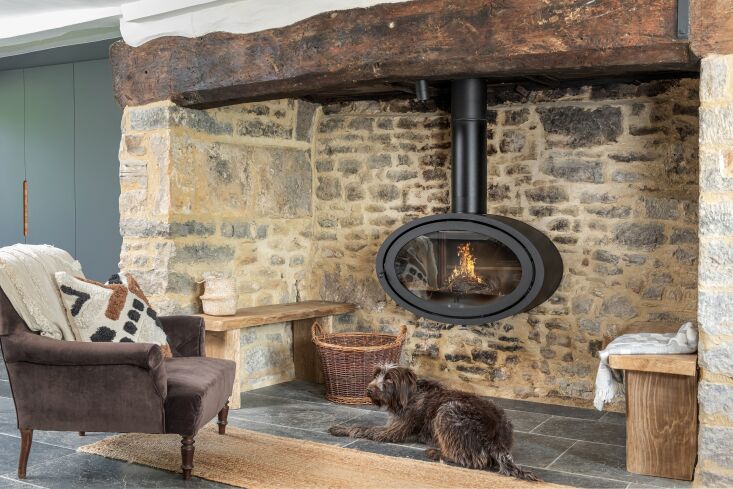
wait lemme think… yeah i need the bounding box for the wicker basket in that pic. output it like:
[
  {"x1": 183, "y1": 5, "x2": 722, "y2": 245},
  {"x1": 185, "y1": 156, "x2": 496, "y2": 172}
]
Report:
[{"x1": 312, "y1": 322, "x2": 407, "y2": 405}]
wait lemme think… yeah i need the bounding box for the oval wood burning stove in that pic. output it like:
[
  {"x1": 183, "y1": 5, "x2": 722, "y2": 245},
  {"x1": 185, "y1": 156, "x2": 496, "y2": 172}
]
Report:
[{"x1": 376, "y1": 79, "x2": 563, "y2": 325}]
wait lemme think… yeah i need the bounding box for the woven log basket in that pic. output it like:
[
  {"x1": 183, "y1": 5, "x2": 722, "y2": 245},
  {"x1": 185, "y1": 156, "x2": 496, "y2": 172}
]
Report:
[{"x1": 312, "y1": 322, "x2": 407, "y2": 405}]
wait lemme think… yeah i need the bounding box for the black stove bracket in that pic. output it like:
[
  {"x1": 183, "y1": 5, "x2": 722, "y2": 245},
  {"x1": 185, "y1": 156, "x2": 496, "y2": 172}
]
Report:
[{"x1": 677, "y1": 0, "x2": 689, "y2": 39}]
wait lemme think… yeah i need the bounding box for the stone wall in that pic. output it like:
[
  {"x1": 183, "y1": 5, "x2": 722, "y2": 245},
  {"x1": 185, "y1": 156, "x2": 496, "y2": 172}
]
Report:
[
  {"x1": 696, "y1": 56, "x2": 733, "y2": 487},
  {"x1": 307, "y1": 79, "x2": 700, "y2": 405},
  {"x1": 118, "y1": 99, "x2": 318, "y2": 389},
  {"x1": 118, "y1": 78, "x2": 699, "y2": 405}
]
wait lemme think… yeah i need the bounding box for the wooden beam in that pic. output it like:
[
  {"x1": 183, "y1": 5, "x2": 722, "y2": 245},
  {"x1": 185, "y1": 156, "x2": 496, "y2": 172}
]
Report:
[
  {"x1": 110, "y1": 0, "x2": 697, "y2": 109},
  {"x1": 609, "y1": 354, "x2": 697, "y2": 376},
  {"x1": 690, "y1": 0, "x2": 733, "y2": 56},
  {"x1": 197, "y1": 301, "x2": 355, "y2": 332}
]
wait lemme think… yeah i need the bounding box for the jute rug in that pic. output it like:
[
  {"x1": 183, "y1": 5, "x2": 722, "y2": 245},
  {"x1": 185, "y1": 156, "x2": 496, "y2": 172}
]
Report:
[{"x1": 78, "y1": 424, "x2": 564, "y2": 489}]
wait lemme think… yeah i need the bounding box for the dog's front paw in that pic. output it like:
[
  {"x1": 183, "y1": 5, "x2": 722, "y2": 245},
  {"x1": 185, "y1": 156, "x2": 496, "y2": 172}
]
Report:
[{"x1": 328, "y1": 425, "x2": 350, "y2": 437}]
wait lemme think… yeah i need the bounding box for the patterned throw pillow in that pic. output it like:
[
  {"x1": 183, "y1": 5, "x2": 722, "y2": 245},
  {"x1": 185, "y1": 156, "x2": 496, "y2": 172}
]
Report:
[
  {"x1": 54, "y1": 272, "x2": 172, "y2": 357},
  {"x1": 105, "y1": 272, "x2": 169, "y2": 350}
]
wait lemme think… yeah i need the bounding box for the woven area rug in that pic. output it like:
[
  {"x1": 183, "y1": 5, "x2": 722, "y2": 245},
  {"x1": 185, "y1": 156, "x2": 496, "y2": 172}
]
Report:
[{"x1": 78, "y1": 424, "x2": 563, "y2": 489}]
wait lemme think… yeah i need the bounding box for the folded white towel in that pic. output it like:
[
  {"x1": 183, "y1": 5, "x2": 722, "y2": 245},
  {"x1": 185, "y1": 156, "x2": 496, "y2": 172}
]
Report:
[{"x1": 593, "y1": 321, "x2": 698, "y2": 410}]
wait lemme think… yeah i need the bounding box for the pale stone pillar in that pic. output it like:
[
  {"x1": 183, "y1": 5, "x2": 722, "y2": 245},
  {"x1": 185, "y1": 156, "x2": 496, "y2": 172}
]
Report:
[{"x1": 696, "y1": 55, "x2": 733, "y2": 487}]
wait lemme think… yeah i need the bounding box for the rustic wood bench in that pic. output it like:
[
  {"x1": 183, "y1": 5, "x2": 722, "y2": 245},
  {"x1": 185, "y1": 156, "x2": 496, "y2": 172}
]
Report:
[
  {"x1": 608, "y1": 353, "x2": 698, "y2": 481},
  {"x1": 197, "y1": 301, "x2": 355, "y2": 408}
]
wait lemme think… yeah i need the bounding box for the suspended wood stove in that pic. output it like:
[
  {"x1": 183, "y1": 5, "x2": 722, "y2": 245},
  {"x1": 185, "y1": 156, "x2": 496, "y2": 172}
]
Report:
[{"x1": 376, "y1": 79, "x2": 563, "y2": 325}]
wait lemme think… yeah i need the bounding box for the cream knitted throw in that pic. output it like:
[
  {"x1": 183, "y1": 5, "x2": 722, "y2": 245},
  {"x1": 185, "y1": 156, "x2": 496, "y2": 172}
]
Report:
[
  {"x1": 593, "y1": 321, "x2": 698, "y2": 410},
  {"x1": 0, "y1": 244, "x2": 83, "y2": 340}
]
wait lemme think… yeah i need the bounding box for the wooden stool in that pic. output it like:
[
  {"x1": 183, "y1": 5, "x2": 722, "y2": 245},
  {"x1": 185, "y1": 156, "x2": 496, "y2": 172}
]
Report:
[{"x1": 608, "y1": 354, "x2": 698, "y2": 481}]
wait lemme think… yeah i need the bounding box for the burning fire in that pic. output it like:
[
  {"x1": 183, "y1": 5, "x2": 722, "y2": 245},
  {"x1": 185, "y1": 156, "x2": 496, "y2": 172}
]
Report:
[{"x1": 446, "y1": 242, "x2": 484, "y2": 288}]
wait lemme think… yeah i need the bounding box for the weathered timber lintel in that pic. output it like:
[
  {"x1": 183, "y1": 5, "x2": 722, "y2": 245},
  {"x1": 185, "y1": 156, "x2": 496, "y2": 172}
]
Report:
[{"x1": 110, "y1": 0, "x2": 701, "y2": 109}]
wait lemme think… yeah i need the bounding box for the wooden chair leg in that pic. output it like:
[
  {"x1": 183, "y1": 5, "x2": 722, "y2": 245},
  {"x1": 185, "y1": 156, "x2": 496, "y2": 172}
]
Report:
[
  {"x1": 78, "y1": 432, "x2": 85, "y2": 436},
  {"x1": 217, "y1": 402, "x2": 230, "y2": 435},
  {"x1": 18, "y1": 429, "x2": 32, "y2": 479},
  {"x1": 180, "y1": 435, "x2": 195, "y2": 480}
]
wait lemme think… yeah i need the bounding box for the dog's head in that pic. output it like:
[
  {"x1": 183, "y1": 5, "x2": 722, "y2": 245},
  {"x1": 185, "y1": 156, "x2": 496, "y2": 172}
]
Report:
[{"x1": 366, "y1": 363, "x2": 417, "y2": 412}]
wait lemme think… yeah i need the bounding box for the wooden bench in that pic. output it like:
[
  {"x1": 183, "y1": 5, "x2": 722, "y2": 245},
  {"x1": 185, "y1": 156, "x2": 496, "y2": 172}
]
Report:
[
  {"x1": 608, "y1": 354, "x2": 698, "y2": 481},
  {"x1": 197, "y1": 301, "x2": 356, "y2": 408}
]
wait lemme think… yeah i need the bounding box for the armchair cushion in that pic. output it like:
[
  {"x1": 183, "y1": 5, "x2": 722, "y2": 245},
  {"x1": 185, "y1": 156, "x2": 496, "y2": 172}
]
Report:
[
  {"x1": 164, "y1": 357, "x2": 236, "y2": 435},
  {"x1": 159, "y1": 316, "x2": 206, "y2": 358}
]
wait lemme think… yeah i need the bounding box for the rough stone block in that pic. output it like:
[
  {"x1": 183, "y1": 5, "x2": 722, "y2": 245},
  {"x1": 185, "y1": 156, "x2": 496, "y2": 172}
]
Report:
[
  {"x1": 256, "y1": 148, "x2": 312, "y2": 218},
  {"x1": 525, "y1": 186, "x2": 568, "y2": 204},
  {"x1": 700, "y1": 106, "x2": 733, "y2": 145},
  {"x1": 600, "y1": 295, "x2": 637, "y2": 319},
  {"x1": 698, "y1": 426, "x2": 733, "y2": 469},
  {"x1": 700, "y1": 56, "x2": 733, "y2": 102},
  {"x1": 696, "y1": 468, "x2": 733, "y2": 489},
  {"x1": 295, "y1": 100, "x2": 318, "y2": 141},
  {"x1": 700, "y1": 340, "x2": 733, "y2": 376},
  {"x1": 169, "y1": 221, "x2": 215, "y2": 237},
  {"x1": 541, "y1": 158, "x2": 604, "y2": 183},
  {"x1": 316, "y1": 176, "x2": 341, "y2": 200},
  {"x1": 699, "y1": 380, "x2": 733, "y2": 421},
  {"x1": 166, "y1": 272, "x2": 198, "y2": 294},
  {"x1": 613, "y1": 222, "x2": 665, "y2": 249},
  {"x1": 537, "y1": 105, "x2": 623, "y2": 148},
  {"x1": 698, "y1": 291, "x2": 733, "y2": 337},
  {"x1": 700, "y1": 240, "x2": 733, "y2": 286},
  {"x1": 700, "y1": 149, "x2": 733, "y2": 192},
  {"x1": 700, "y1": 198, "x2": 733, "y2": 236},
  {"x1": 237, "y1": 119, "x2": 292, "y2": 139},
  {"x1": 129, "y1": 105, "x2": 233, "y2": 135},
  {"x1": 174, "y1": 243, "x2": 235, "y2": 263},
  {"x1": 644, "y1": 197, "x2": 680, "y2": 220}
]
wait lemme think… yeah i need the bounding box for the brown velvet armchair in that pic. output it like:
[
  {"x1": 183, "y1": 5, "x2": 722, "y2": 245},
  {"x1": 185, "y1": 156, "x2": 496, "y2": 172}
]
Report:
[{"x1": 0, "y1": 287, "x2": 236, "y2": 480}]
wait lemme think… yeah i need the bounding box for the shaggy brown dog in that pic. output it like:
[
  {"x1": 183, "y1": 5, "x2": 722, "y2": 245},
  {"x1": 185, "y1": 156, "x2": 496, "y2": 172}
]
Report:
[{"x1": 329, "y1": 364, "x2": 538, "y2": 481}]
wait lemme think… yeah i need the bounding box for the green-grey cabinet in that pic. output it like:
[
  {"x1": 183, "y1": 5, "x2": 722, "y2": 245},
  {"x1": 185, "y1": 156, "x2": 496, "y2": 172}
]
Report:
[
  {"x1": 74, "y1": 59, "x2": 123, "y2": 280},
  {"x1": 25, "y1": 64, "x2": 76, "y2": 254},
  {"x1": 0, "y1": 58, "x2": 122, "y2": 280},
  {"x1": 0, "y1": 70, "x2": 25, "y2": 247}
]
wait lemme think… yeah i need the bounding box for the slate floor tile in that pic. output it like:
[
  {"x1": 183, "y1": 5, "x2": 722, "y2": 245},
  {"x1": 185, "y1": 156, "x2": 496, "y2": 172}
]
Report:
[
  {"x1": 550, "y1": 441, "x2": 689, "y2": 487},
  {"x1": 345, "y1": 439, "x2": 431, "y2": 461},
  {"x1": 505, "y1": 409, "x2": 551, "y2": 433},
  {"x1": 33, "y1": 431, "x2": 113, "y2": 451},
  {"x1": 2, "y1": 453, "x2": 230, "y2": 489},
  {"x1": 240, "y1": 380, "x2": 328, "y2": 406},
  {"x1": 0, "y1": 399, "x2": 18, "y2": 438},
  {"x1": 487, "y1": 397, "x2": 604, "y2": 420},
  {"x1": 534, "y1": 416, "x2": 626, "y2": 446},
  {"x1": 599, "y1": 412, "x2": 626, "y2": 426},
  {"x1": 225, "y1": 418, "x2": 348, "y2": 446},
  {"x1": 511, "y1": 432, "x2": 575, "y2": 468},
  {"x1": 230, "y1": 393, "x2": 363, "y2": 432},
  {"x1": 530, "y1": 467, "x2": 629, "y2": 488},
  {"x1": 0, "y1": 434, "x2": 73, "y2": 476},
  {"x1": 0, "y1": 476, "x2": 41, "y2": 488}
]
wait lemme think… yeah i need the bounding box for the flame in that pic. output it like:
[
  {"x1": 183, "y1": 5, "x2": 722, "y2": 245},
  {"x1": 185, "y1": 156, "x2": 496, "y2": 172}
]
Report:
[{"x1": 446, "y1": 242, "x2": 484, "y2": 287}]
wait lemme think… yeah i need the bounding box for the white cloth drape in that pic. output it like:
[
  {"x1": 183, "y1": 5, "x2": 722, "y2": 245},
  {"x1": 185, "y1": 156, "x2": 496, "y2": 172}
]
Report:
[
  {"x1": 593, "y1": 321, "x2": 698, "y2": 410},
  {"x1": 0, "y1": 244, "x2": 83, "y2": 340}
]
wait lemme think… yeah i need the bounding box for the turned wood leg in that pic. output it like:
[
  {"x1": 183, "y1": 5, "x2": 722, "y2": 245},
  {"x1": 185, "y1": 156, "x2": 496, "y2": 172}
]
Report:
[
  {"x1": 180, "y1": 435, "x2": 195, "y2": 480},
  {"x1": 217, "y1": 402, "x2": 230, "y2": 435},
  {"x1": 18, "y1": 429, "x2": 32, "y2": 479},
  {"x1": 78, "y1": 432, "x2": 85, "y2": 436}
]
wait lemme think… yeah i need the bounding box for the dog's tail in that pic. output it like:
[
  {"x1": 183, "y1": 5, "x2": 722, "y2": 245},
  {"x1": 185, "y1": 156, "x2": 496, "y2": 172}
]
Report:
[{"x1": 490, "y1": 448, "x2": 540, "y2": 482}]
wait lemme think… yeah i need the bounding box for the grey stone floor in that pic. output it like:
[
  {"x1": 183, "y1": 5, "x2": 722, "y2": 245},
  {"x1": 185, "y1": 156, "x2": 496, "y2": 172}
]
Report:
[{"x1": 0, "y1": 356, "x2": 692, "y2": 488}]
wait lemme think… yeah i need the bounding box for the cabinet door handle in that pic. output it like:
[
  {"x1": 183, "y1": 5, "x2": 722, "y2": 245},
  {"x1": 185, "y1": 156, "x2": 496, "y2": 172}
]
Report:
[{"x1": 23, "y1": 180, "x2": 28, "y2": 237}]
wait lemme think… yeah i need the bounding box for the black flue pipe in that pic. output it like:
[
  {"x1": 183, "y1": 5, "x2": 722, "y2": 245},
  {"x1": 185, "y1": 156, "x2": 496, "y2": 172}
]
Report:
[{"x1": 450, "y1": 78, "x2": 487, "y2": 215}]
